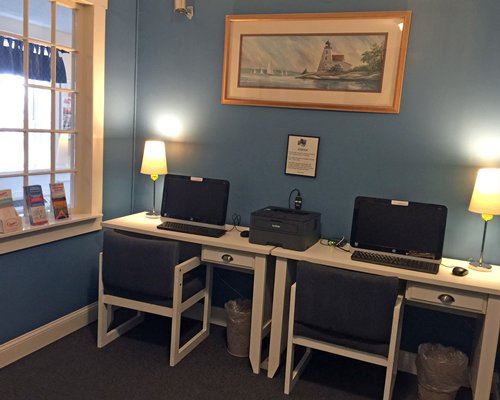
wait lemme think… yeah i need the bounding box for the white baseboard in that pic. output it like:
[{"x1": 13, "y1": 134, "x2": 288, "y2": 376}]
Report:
[
  {"x1": 398, "y1": 350, "x2": 417, "y2": 375},
  {"x1": 184, "y1": 304, "x2": 227, "y2": 327},
  {"x1": 208, "y1": 305, "x2": 227, "y2": 327},
  {"x1": 0, "y1": 302, "x2": 98, "y2": 369}
]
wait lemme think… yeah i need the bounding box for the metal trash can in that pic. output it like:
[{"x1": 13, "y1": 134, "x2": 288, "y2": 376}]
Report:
[
  {"x1": 224, "y1": 298, "x2": 252, "y2": 357},
  {"x1": 416, "y1": 343, "x2": 469, "y2": 400}
]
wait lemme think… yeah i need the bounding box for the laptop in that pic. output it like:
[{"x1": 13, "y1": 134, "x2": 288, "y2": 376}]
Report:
[
  {"x1": 349, "y1": 196, "x2": 448, "y2": 274},
  {"x1": 157, "y1": 174, "x2": 230, "y2": 237}
]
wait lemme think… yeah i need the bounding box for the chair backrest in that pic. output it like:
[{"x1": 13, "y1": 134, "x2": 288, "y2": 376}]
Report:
[
  {"x1": 294, "y1": 261, "x2": 399, "y2": 343},
  {"x1": 102, "y1": 229, "x2": 180, "y2": 299}
]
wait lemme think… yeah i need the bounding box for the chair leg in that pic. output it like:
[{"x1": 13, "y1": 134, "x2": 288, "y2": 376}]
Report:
[
  {"x1": 98, "y1": 304, "x2": 144, "y2": 348},
  {"x1": 170, "y1": 266, "x2": 183, "y2": 366},
  {"x1": 97, "y1": 253, "x2": 106, "y2": 347},
  {"x1": 383, "y1": 358, "x2": 396, "y2": 400},
  {"x1": 382, "y1": 295, "x2": 405, "y2": 400},
  {"x1": 284, "y1": 343, "x2": 295, "y2": 394},
  {"x1": 97, "y1": 298, "x2": 108, "y2": 348},
  {"x1": 97, "y1": 257, "x2": 109, "y2": 348},
  {"x1": 97, "y1": 254, "x2": 144, "y2": 348},
  {"x1": 285, "y1": 284, "x2": 312, "y2": 395},
  {"x1": 170, "y1": 263, "x2": 213, "y2": 366},
  {"x1": 202, "y1": 264, "x2": 213, "y2": 334}
]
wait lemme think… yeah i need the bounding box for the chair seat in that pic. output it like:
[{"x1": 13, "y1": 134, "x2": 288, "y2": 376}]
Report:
[{"x1": 294, "y1": 322, "x2": 390, "y2": 357}]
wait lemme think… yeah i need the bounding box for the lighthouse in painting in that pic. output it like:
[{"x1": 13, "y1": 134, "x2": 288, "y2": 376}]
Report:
[{"x1": 316, "y1": 40, "x2": 351, "y2": 73}]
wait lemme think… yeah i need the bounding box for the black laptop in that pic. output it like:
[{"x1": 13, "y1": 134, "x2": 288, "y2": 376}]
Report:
[
  {"x1": 157, "y1": 174, "x2": 230, "y2": 237},
  {"x1": 349, "y1": 196, "x2": 448, "y2": 274}
]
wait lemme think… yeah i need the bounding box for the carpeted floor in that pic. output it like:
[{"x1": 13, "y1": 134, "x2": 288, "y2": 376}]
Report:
[{"x1": 0, "y1": 315, "x2": 472, "y2": 400}]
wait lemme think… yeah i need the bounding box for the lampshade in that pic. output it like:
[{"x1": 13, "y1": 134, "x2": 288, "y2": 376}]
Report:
[
  {"x1": 140, "y1": 140, "x2": 168, "y2": 175},
  {"x1": 468, "y1": 168, "x2": 500, "y2": 215}
]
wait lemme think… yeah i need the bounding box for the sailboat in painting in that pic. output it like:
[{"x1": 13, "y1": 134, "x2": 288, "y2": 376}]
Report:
[{"x1": 266, "y1": 61, "x2": 273, "y2": 75}]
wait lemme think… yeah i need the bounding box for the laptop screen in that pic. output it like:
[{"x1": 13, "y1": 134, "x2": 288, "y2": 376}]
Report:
[
  {"x1": 350, "y1": 196, "x2": 448, "y2": 260},
  {"x1": 160, "y1": 174, "x2": 230, "y2": 226}
]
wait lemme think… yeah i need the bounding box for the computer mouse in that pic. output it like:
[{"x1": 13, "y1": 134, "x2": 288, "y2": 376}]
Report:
[
  {"x1": 240, "y1": 230, "x2": 250, "y2": 238},
  {"x1": 452, "y1": 266, "x2": 469, "y2": 277}
]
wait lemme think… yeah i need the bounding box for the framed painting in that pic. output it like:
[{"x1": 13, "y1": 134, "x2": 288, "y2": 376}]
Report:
[{"x1": 221, "y1": 11, "x2": 411, "y2": 113}]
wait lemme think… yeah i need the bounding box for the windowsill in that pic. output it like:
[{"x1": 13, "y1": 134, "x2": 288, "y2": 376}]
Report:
[{"x1": 0, "y1": 213, "x2": 102, "y2": 254}]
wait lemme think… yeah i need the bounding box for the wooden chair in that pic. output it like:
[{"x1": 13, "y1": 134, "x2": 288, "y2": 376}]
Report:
[
  {"x1": 97, "y1": 229, "x2": 212, "y2": 366},
  {"x1": 284, "y1": 261, "x2": 404, "y2": 399}
]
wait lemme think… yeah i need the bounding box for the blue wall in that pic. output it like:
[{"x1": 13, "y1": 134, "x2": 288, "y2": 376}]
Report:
[
  {"x1": 0, "y1": 234, "x2": 102, "y2": 343},
  {"x1": 103, "y1": 0, "x2": 137, "y2": 219},
  {"x1": 132, "y1": 0, "x2": 500, "y2": 264}
]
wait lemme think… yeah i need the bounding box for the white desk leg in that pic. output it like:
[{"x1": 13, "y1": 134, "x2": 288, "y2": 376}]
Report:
[
  {"x1": 470, "y1": 295, "x2": 500, "y2": 400},
  {"x1": 249, "y1": 254, "x2": 267, "y2": 374},
  {"x1": 268, "y1": 257, "x2": 295, "y2": 378}
]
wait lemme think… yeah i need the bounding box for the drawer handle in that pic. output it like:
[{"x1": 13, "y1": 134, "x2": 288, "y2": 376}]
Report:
[
  {"x1": 221, "y1": 254, "x2": 234, "y2": 262},
  {"x1": 438, "y1": 294, "x2": 455, "y2": 305}
]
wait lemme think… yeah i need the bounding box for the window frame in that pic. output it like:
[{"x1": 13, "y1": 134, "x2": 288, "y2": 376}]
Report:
[{"x1": 0, "y1": 0, "x2": 107, "y2": 254}]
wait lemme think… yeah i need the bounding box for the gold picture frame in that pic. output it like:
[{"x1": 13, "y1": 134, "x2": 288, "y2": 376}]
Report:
[{"x1": 221, "y1": 11, "x2": 412, "y2": 113}]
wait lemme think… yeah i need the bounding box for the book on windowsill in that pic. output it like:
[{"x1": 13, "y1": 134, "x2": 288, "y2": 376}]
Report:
[
  {"x1": 23, "y1": 185, "x2": 48, "y2": 226},
  {"x1": 0, "y1": 189, "x2": 23, "y2": 233},
  {"x1": 49, "y1": 182, "x2": 69, "y2": 220}
]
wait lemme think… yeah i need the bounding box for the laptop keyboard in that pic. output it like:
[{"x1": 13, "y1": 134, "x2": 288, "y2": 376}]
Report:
[
  {"x1": 157, "y1": 221, "x2": 226, "y2": 238},
  {"x1": 351, "y1": 250, "x2": 439, "y2": 274}
]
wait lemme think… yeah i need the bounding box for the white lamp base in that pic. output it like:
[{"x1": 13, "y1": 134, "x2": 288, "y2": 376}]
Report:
[
  {"x1": 145, "y1": 211, "x2": 160, "y2": 219},
  {"x1": 469, "y1": 261, "x2": 492, "y2": 272}
]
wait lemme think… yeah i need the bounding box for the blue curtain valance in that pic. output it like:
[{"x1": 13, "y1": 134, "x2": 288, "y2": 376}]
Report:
[{"x1": 0, "y1": 35, "x2": 67, "y2": 84}]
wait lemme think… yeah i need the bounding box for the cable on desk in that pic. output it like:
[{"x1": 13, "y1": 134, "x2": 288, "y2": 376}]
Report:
[
  {"x1": 320, "y1": 236, "x2": 350, "y2": 252},
  {"x1": 227, "y1": 213, "x2": 245, "y2": 232}
]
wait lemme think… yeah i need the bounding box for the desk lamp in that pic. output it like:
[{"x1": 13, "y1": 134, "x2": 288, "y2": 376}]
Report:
[
  {"x1": 468, "y1": 168, "x2": 500, "y2": 271},
  {"x1": 140, "y1": 140, "x2": 168, "y2": 218}
]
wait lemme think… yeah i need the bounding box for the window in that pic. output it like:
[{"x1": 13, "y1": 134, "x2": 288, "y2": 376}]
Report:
[
  {"x1": 0, "y1": 0, "x2": 107, "y2": 254},
  {"x1": 0, "y1": 3, "x2": 76, "y2": 212}
]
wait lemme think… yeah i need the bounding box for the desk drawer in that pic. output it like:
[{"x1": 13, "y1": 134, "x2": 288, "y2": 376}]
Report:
[
  {"x1": 406, "y1": 283, "x2": 487, "y2": 314},
  {"x1": 202, "y1": 246, "x2": 254, "y2": 270}
]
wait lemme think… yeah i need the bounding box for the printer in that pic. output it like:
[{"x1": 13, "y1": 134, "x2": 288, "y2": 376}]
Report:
[{"x1": 249, "y1": 206, "x2": 321, "y2": 251}]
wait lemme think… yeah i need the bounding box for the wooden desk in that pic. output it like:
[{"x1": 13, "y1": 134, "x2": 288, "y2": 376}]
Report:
[
  {"x1": 267, "y1": 242, "x2": 500, "y2": 400},
  {"x1": 102, "y1": 212, "x2": 275, "y2": 374}
]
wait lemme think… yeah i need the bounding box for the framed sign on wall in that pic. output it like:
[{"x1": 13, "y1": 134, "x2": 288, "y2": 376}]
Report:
[{"x1": 285, "y1": 135, "x2": 320, "y2": 178}]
